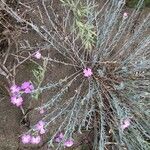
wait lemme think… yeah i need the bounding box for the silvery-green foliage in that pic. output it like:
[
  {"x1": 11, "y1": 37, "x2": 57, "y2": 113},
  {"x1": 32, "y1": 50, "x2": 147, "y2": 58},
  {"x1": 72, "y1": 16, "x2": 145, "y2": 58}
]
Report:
[{"x1": 1, "y1": 0, "x2": 149, "y2": 149}]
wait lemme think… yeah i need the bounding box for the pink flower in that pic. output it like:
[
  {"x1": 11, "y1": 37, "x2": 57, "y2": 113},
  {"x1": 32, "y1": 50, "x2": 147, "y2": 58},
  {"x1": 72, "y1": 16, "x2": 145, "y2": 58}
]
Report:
[
  {"x1": 35, "y1": 120, "x2": 46, "y2": 135},
  {"x1": 55, "y1": 132, "x2": 64, "y2": 143},
  {"x1": 121, "y1": 118, "x2": 131, "y2": 131},
  {"x1": 36, "y1": 120, "x2": 45, "y2": 129},
  {"x1": 21, "y1": 81, "x2": 34, "y2": 94},
  {"x1": 64, "y1": 139, "x2": 74, "y2": 147},
  {"x1": 83, "y1": 68, "x2": 93, "y2": 77},
  {"x1": 39, "y1": 108, "x2": 45, "y2": 114},
  {"x1": 34, "y1": 51, "x2": 41, "y2": 59},
  {"x1": 10, "y1": 84, "x2": 20, "y2": 94},
  {"x1": 31, "y1": 135, "x2": 41, "y2": 144},
  {"x1": 21, "y1": 134, "x2": 31, "y2": 144},
  {"x1": 39, "y1": 128, "x2": 46, "y2": 134},
  {"x1": 11, "y1": 96, "x2": 23, "y2": 107},
  {"x1": 123, "y1": 12, "x2": 128, "y2": 19}
]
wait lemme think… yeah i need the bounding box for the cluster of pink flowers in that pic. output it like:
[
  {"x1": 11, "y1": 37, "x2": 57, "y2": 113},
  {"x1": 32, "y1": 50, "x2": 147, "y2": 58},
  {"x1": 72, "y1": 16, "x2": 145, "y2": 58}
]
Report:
[
  {"x1": 10, "y1": 81, "x2": 34, "y2": 107},
  {"x1": 21, "y1": 120, "x2": 46, "y2": 145},
  {"x1": 83, "y1": 68, "x2": 93, "y2": 77},
  {"x1": 54, "y1": 132, "x2": 74, "y2": 147},
  {"x1": 21, "y1": 134, "x2": 41, "y2": 144}
]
